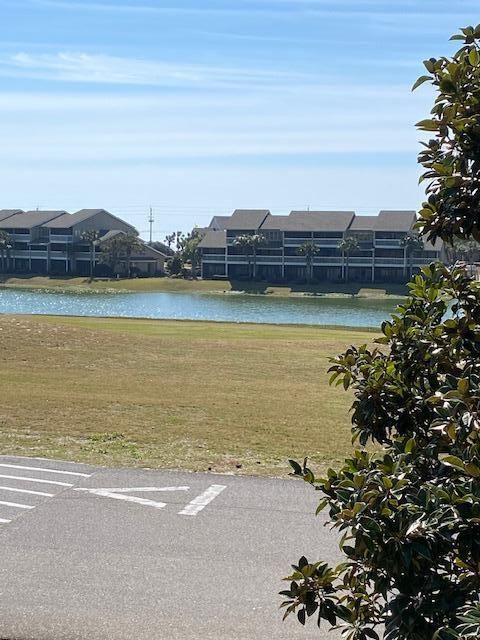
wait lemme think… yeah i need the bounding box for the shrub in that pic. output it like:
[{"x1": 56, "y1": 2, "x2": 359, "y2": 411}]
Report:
[{"x1": 281, "y1": 27, "x2": 480, "y2": 640}]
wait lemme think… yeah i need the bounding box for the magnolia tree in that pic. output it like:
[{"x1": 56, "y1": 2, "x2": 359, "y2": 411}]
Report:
[{"x1": 281, "y1": 27, "x2": 480, "y2": 640}]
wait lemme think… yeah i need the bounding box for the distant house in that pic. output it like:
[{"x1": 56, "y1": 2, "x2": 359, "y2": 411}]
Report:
[
  {"x1": 0, "y1": 208, "x2": 166, "y2": 276},
  {"x1": 198, "y1": 209, "x2": 446, "y2": 283}
]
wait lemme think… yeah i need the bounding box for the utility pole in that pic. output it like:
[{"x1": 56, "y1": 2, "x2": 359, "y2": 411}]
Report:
[{"x1": 148, "y1": 206, "x2": 154, "y2": 244}]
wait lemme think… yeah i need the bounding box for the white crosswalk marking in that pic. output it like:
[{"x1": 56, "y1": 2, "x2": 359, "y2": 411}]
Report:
[
  {"x1": 0, "y1": 458, "x2": 92, "y2": 526},
  {"x1": 0, "y1": 463, "x2": 90, "y2": 477},
  {"x1": 0, "y1": 486, "x2": 54, "y2": 498},
  {"x1": 0, "y1": 500, "x2": 35, "y2": 510},
  {"x1": 178, "y1": 485, "x2": 227, "y2": 516},
  {"x1": 0, "y1": 474, "x2": 73, "y2": 487}
]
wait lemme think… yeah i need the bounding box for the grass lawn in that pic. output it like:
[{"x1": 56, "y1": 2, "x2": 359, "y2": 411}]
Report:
[
  {"x1": 0, "y1": 274, "x2": 407, "y2": 298},
  {"x1": 0, "y1": 315, "x2": 376, "y2": 476}
]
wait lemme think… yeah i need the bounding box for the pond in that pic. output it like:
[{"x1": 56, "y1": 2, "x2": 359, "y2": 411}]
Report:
[{"x1": 0, "y1": 288, "x2": 401, "y2": 327}]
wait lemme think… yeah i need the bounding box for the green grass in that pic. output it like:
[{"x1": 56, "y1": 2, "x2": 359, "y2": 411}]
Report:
[
  {"x1": 0, "y1": 274, "x2": 407, "y2": 298},
  {"x1": 0, "y1": 315, "x2": 376, "y2": 476}
]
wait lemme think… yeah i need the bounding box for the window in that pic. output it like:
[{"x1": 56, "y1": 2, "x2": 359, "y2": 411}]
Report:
[
  {"x1": 284, "y1": 231, "x2": 312, "y2": 239},
  {"x1": 264, "y1": 231, "x2": 282, "y2": 242},
  {"x1": 349, "y1": 232, "x2": 373, "y2": 242},
  {"x1": 376, "y1": 231, "x2": 406, "y2": 239},
  {"x1": 376, "y1": 249, "x2": 404, "y2": 258},
  {"x1": 313, "y1": 231, "x2": 343, "y2": 238},
  {"x1": 202, "y1": 248, "x2": 226, "y2": 255}
]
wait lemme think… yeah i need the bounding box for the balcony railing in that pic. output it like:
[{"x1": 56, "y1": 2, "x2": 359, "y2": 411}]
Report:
[
  {"x1": 49, "y1": 235, "x2": 73, "y2": 242},
  {"x1": 254, "y1": 256, "x2": 282, "y2": 264},
  {"x1": 218, "y1": 253, "x2": 439, "y2": 269},
  {"x1": 202, "y1": 254, "x2": 226, "y2": 262},
  {"x1": 375, "y1": 257, "x2": 404, "y2": 266},
  {"x1": 284, "y1": 238, "x2": 341, "y2": 247},
  {"x1": 226, "y1": 255, "x2": 283, "y2": 264},
  {"x1": 348, "y1": 257, "x2": 375, "y2": 266},
  {"x1": 313, "y1": 256, "x2": 344, "y2": 265},
  {"x1": 375, "y1": 239, "x2": 403, "y2": 248},
  {"x1": 413, "y1": 257, "x2": 438, "y2": 265}
]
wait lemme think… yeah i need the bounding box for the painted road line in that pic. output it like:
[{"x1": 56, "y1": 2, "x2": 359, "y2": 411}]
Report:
[
  {"x1": 0, "y1": 474, "x2": 73, "y2": 487},
  {"x1": 0, "y1": 463, "x2": 90, "y2": 477},
  {"x1": 92, "y1": 487, "x2": 191, "y2": 493},
  {"x1": 178, "y1": 484, "x2": 227, "y2": 516},
  {"x1": 0, "y1": 518, "x2": 11, "y2": 524},
  {"x1": 0, "y1": 500, "x2": 35, "y2": 510},
  {"x1": 75, "y1": 486, "x2": 190, "y2": 510},
  {"x1": 0, "y1": 486, "x2": 54, "y2": 497}
]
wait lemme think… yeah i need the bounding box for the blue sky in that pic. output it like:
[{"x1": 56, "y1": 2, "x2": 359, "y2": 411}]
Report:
[{"x1": 0, "y1": 0, "x2": 479, "y2": 238}]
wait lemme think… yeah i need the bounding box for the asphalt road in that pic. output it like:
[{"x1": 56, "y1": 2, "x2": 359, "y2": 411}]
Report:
[{"x1": 0, "y1": 456, "x2": 341, "y2": 640}]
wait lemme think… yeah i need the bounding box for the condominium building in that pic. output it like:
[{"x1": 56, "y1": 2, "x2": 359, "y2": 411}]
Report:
[
  {"x1": 0, "y1": 208, "x2": 166, "y2": 276},
  {"x1": 198, "y1": 209, "x2": 444, "y2": 283}
]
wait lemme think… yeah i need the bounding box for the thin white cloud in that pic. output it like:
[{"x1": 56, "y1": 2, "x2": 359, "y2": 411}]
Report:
[
  {"x1": 0, "y1": 51, "x2": 315, "y2": 89},
  {"x1": 29, "y1": 0, "x2": 281, "y2": 16},
  {"x1": 29, "y1": 0, "x2": 479, "y2": 19},
  {"x1": 0, "y1": 80, "x2": 427, "y2": 163}
]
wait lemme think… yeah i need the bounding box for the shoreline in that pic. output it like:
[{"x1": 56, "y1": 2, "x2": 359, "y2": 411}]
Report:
[
  {"x1": 0, "y1": 275, "x2": 408, "y2": 300},
  {"x1": 0, "y1": 312, "x2": 381, "y2": 332}
]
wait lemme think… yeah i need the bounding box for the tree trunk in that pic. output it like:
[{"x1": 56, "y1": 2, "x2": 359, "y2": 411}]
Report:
[
  {"x1": 1, "y1": 249, "x2": 4, "y2": 273},
  {"x1": 253, "y1": 248, "x2": 257, "y2": 280},
  {"x1": 90, "y1": 245, "x2": 94, "y2": 279},
  {"x1": 403, "y1": 247, "x2": 408, "y2": 279}
]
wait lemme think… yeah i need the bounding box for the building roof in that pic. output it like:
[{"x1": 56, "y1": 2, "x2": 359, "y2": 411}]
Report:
[
  {"x1": 223, "y1": 209, "x2": 270, "y2": 230},
  {"x1": 44, "y1": 209, "x2": 98, "y2": 228},
  {"x1": 208, "y1": 216, "x2": 230, "y2": 230},
  {"x1": 0, "y1": 210, "x2": 67, "y2": 229},
  {"x1": 285, "y1": 211, "x2": 355, "y2": 232},
  {"x1": 198, "y1": 230, "x2": 227, "y2": 249},
  {"x1": 138, "y1": 242, "x2": 167, "y2": 258},
  {"x1": 0, "y1": 209, "x2": 23, "y2": 222},
  {"x1": 349, "y1": 215, "x2": 378, "y2": 231},
  {"x1": 98, "y1": 229, "x2": 124, "y2": 243},
  {"x1": 375, "y1": 210, "x2": 416, "y2": 232},
  {"x1": 260, "y1": 215, "x2": 290, "y2": 230},
  {"x1": 44, "y1": 208, "x2": 136, "y2": 231}
]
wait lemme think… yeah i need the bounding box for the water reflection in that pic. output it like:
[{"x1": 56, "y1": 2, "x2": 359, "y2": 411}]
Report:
[{"x1": 0, "y1": 288, "x2": 400, "y2": 328}]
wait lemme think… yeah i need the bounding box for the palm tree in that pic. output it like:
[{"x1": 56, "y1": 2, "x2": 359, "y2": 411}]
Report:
[
  {"x1": 298, "y1": 241, "x2": 320, "y2": 283},
  {"x1": 118, "y1": 233, "x2": 143, "y2": 278},
  {"x1": 400, "y1": 233, "x2": 424, "y2": 278},
  {"x1": 164, "y1": 233, "x2": 176, "y2": 250},
  {"x1": 0, "y1": 230, "x2": 12, "y2": 273},
  {"x1": 233, "y1": 234, "x2": 254, "y2": 278},
  {"x1": 81, "y1": 230, "x2": 101, "y2": 279},
  {"x1": 233, "y1": 233, "x2": 267, "y2": 280},
  {"x1": 250, "y1": 233, "x2": 267, "y2": 280},
  {"x1": 337, "y1": 236, "x2": 359, "y2": 282},
  {"x1": 181, "y1": 231, "x2": 202, "y2": 278}
]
